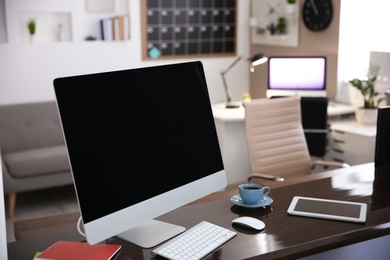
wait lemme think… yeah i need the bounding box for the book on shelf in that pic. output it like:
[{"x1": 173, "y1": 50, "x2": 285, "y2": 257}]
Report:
[
  {"x1": 100, "y1": 18, "x2": 113, "y2": 41},
  {"x1": 100, "y1": 15, "x2": 129, "y2": 41},
  {"x1": 34, "y1": 240, "x2": 121, "y2": 260},
  {"x1": 123, "y1": 15, "x2": 130, "y2": 40}
]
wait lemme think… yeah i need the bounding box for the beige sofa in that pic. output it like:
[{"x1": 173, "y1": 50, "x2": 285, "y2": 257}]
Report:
[{"x1": 0, "y1": 101, "x2": 73, "y2": 218}]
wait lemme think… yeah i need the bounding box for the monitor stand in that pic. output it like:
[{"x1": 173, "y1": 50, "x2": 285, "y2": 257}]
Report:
[
  {"x1": 266, "y1": 89, "x2": 327, "y2": 98},
  {"x1": 116, "y1": 220, "x2": 185, "y2": 248}
]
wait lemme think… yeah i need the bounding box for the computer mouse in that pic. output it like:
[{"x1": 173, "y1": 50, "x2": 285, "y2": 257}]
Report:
[{"x1": 232, "y1": 216, "x2": 265, "y2": 230}]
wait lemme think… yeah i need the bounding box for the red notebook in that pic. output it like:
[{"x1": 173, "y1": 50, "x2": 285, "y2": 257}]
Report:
[{"x1": 35, "y1": 241, "x2": 122, "y2": 260}]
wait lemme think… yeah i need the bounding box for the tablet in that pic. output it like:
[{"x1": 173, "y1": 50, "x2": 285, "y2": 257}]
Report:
[{"x1": 287, "y1": 196, "x2": 367, "y2": 223}]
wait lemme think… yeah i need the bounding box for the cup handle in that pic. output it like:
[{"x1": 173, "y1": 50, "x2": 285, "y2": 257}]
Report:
[{"x1": 263, "y1": 186, "x2": 270, "y2": 196}]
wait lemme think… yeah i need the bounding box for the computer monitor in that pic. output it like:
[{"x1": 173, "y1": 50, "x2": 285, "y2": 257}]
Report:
[
  {"x1": 0, "y1": 154, "x2": 8, "y2": 259},
  {"x1": 266, "y1": 56, "x2": 327, "y2": 98},
  {"x1": 53, "y1": 61, "x2": 227, "y2": 247},
  {"x1": 375, "y1": 105, "x2": 390, "y2": 167}
]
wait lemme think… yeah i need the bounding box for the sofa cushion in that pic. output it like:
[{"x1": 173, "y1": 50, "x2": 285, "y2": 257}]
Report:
[{"x1": 3, "y1": 145, "x2": 70, "y2": 178}]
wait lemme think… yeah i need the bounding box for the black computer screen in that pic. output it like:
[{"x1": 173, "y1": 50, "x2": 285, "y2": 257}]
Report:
[
  {"x1": 375, "y1": 106, "x2": 390, "y2": 167},
  {"x1": 54, "y1": 61, "x2": 224, "y2": 223}
]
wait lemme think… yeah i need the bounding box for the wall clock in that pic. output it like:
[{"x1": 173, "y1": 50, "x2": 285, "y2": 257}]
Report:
[{"x1": 303, "y1": 0, "x2": 333, "y2": 31}]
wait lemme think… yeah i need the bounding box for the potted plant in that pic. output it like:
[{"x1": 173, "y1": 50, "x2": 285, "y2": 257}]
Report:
[
  {"x1": 286, "y1": 0, "x2": 297, "y2": 14},
  {"x1": 27, "y1": 18, "x2": 36, "y2": 42},
  {"x1": 349, "y1": 63, "x2": 385, "y2": 125}
]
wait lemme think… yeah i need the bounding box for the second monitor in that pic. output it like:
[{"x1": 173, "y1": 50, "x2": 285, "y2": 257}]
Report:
[{"x1": 266, "y1": 56, "x2": 327, "y2": 98}]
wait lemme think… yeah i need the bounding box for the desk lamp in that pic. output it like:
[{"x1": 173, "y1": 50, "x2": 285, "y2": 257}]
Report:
[{"x1": 220, "y1": 53, "x2": 268, "y2": 108}]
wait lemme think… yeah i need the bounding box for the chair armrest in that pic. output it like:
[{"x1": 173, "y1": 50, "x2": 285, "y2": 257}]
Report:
[
  {"x1": 248, "y1": 161, "x2": 350, "y2": 183},
  {"x1": 311, "y1": 160, "x2": 350, "y2": 169},
  {"x1": 248, "y1": 173, "x2": 285, "y2": 182}
]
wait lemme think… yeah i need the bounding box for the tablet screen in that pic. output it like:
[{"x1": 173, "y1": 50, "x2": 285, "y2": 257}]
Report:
[{"x1": 287, "y1": 196, "x2": 367, "y2": 223}]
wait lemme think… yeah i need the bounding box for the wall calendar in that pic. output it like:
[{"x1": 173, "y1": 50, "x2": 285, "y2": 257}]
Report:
[{"x1": 141, "y1": 0, "x2": 237, "y2": 60}]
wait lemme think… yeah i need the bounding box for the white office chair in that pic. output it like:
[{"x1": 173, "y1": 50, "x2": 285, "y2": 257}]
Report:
[{"x1": 244, "y1": 97, "x2": 349, "y2": 182}]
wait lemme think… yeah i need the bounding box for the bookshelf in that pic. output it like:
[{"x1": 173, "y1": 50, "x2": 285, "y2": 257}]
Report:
[
  {"x1": 3, "y1": 0, "x2": 130, "y2": 43},
  {"x1": 17, "y1": 12, "x2": 72, "y2": 43}
]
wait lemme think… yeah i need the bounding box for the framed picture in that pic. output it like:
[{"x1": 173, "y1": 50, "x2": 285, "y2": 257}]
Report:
[
  {"x1": 250, "y1": 0, "x2": 299, "y2": 47},
  {"x1": 85, "y1": 0, "x2": 115, "y2": 13}
]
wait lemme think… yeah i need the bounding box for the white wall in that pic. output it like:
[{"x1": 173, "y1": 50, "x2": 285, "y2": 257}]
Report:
[
  {"x1": 0, "y1": 0, "x2": 250, "y2": 105},
  {"x1": 337, "y1": 0, "x2": 390, "y2": 103}
]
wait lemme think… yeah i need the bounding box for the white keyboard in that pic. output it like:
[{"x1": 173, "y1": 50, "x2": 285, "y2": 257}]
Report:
[{"x1": 151, "y1": 221, "x2": 237, "y2": 260}]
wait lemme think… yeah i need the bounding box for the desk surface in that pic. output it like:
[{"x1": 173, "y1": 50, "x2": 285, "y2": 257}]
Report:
[
  {"x1": 212, "y1": 101, "x2": 356, "y2": 122},
  {"x1": 8, "y1": 163, "x2": 390, "y2": 260}
]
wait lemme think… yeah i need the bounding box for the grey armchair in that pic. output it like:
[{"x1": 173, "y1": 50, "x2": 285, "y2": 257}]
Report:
[{"x1": 0, "y1": 101, "x2": 73, "y2": 218}]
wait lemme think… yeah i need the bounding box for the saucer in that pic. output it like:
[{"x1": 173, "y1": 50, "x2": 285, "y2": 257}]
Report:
[{"x1": 230, "y1": 194, "x2": 273, "y2": 208}]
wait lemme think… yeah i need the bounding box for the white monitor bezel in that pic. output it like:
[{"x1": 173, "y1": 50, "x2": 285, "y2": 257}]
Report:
[
  {"x1": 266, "y1": 89, "x2": 327, "y2": 98},
  {"x1": 0, "y1": 154, "x2": 8, "y2": 259},
  {"x1": 83, "y1": 170, "x2": 226, "y2": 245}
]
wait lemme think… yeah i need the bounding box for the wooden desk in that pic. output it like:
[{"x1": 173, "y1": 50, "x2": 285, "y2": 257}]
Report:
[{"x1": 8, "y1": 163, "x2": 390, "y2": 259}]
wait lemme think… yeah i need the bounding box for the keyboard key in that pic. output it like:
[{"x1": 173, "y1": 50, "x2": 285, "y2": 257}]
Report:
[{"x1": 152, "y1": 221, "x2": 236, "y2": 260}]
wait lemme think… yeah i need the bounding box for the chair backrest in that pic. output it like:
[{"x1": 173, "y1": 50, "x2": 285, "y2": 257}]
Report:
[
  {"x1": 375, "y1": 105, "x2": 390, "y2": 167},
  {"x1": 244, "y1": 97, "x2": 312, "y2": 178},
  {"x1": 300, "y1": 97, "x2": 329, "y2": 157},
  {"x1": 0, "y1": 101, "x2": 64, "y2": 154}
]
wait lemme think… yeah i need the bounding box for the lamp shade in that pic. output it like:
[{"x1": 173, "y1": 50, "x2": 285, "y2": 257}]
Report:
[{"x1": 250, "y1": 54, "x2": 268, "y2": 66}]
